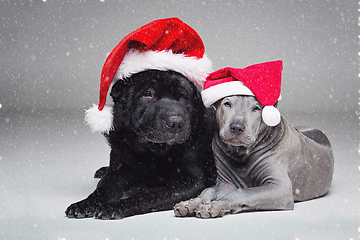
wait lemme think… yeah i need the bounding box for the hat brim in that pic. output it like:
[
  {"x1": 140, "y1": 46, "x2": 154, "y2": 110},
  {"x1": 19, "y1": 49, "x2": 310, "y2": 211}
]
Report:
[
  {"x1": 114, "y1": 49, "x2": 212, "y2": 91},
  {"x1": 201, "y1": 81, "x2": 254, "y2": 108}
]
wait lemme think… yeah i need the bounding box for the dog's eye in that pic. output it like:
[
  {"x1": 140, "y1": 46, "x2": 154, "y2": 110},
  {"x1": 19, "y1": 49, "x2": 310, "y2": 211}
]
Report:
[
  {"x1": 143, "y1": 90, "x2": 152, "y2": 97},
  {"x1": 253, "y1": 106, "x2": 261, "y2": 112},
  {"x1": 223, "y1": 101, "x2": 231, "y2": 108}
]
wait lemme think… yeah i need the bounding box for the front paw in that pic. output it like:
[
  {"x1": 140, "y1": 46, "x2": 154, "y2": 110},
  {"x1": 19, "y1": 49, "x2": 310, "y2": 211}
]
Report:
[
  {"x1": 65, "y1": 199, "x2": 96, "y2": 218},
  {"x1": 174, "y1": 200, "x2": 190, "y2": 217},
  {"x1": 195, "y1": 201, "x2": 226, "y2": 219},
  {"x1": 174, "y1": 198, "x2": 202, "y2": 217},
  {"x1": 94, "y1": 204, "x2": 124, "y2": 220}
]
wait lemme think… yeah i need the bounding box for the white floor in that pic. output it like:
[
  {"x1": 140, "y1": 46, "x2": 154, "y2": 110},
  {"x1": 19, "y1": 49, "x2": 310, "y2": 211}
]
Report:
[{"x1": 0, "y1": 109, "x2": 359, "y2": 240}]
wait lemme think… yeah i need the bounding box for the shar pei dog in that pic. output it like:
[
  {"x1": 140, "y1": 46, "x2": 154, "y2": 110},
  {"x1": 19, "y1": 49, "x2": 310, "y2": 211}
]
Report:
[
  {"x1": 65, "y1": 18, "x2": 216, "y2": 219},
  {"x1": 174, "y1": 61, "x2": 334, "y2": 218}
]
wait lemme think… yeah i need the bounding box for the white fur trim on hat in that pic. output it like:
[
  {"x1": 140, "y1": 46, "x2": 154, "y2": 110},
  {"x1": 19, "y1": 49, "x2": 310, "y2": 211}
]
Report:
[
  {"x1": 114, "y1": 49, "x2": 212, "y2": 90},
  {"x1": 201, "y1": 81, "x2": 254, "y2": 108},
  {"x1": 85, "y1": 104, "x2": 113, "y2": 133}
]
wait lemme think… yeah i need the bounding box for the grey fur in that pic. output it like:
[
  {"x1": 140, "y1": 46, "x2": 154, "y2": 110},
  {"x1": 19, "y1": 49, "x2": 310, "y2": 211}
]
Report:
[{"x1": 174, "y1": 95, "x2": 334, "y2": 218}]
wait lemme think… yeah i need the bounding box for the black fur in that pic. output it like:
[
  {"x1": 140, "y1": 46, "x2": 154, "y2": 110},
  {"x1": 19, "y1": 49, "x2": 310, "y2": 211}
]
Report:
[{"x1": 65, "y1": 70, "x2": 216, "y2": 219}]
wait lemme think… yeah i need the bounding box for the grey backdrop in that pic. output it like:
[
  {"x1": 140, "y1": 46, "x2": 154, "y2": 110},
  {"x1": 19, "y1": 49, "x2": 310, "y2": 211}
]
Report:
[
  {"x1": 0, "y1": 0, "x2": 357, "y2": 115},
  {"x1": 0, "y1": 1, "x2": 359, "y2": 239}
]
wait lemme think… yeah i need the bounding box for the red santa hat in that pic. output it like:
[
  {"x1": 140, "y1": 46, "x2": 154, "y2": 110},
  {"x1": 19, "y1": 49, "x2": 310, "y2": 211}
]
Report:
[
  {"x1": 85, "y1": 17, "x2": 212, "y2": 133},
  {"x1": 201, "y1": 60, "x2": 283, "y2": 126}
]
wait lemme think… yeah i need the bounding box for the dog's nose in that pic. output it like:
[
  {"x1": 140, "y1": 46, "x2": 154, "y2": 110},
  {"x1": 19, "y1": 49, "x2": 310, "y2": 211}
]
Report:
[
  {"x1": 166, "y1": 116, "x2": 184, "y2": 132},
  {"x1": 230, "y1": 122, "x2": 245, "y2": 134}
]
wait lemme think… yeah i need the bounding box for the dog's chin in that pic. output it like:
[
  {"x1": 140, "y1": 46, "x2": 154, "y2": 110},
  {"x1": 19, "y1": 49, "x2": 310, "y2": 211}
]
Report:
[
  {"x1": 223, "y1": 139, "x2": 251, "y2": 147},
  {"x1": 220, "y1": 133, "x2": 256, "y2": 147}
]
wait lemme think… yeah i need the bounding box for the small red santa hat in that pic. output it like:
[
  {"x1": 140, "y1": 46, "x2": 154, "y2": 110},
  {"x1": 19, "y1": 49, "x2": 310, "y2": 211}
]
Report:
[
  {"x1": 85, "y1": 17, "x2": 212, "y2": 133},
  {"x1": 201, "y1": 60, "x2": 283, "y2": 126}
]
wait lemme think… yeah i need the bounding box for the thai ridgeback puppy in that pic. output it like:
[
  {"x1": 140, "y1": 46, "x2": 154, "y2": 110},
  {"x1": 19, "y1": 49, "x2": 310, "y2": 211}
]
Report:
[{"x1": 174, "y1": 62, "x2": 334, "y2": 218}]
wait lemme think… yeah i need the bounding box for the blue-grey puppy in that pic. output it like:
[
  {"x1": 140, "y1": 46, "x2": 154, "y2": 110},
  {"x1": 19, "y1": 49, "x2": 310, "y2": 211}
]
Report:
[{"x1": 174, "y1": 61, "x2": 334, "y2": 218}]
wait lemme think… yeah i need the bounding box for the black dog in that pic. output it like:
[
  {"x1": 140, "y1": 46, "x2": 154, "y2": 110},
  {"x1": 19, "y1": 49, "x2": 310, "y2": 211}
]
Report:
[{"x1": 65, "y1": 70, "x2": 216, "y2": 219}]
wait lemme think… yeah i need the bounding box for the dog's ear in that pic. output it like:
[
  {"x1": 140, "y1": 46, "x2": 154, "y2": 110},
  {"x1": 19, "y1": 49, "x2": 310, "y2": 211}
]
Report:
[
  {"x1": 110, "y1": 80, "x2": 126, "y2": 100},
  {"x1": 212, "y1": 100, "x2": 221, "y2": 110},
  {"x1": 109, "y1": 80, "x2": 132, "y2": 130}
]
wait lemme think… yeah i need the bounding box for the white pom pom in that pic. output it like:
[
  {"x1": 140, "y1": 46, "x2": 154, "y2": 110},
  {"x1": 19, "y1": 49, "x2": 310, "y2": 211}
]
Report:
[
  {"x1": 85, "y1": 104, "x2": 113, "y2": 133},
  {"x1": 262, "y1": 106, "x2": 281, "y2": 126}
]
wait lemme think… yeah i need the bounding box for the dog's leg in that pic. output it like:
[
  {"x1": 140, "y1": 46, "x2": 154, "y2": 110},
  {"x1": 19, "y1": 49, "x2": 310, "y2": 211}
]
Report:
[
  {"x1": 65, "y1": 164, "x2": 140, "y2": 218},
  {"x1": 174, "y1": 179, "x2": 236, "y2": 216},
  {"x1": 93, "y1": 158, "x2": 210, "y2": 219},
  {"x1": 195, "y1": 175, "x2": 294, "y2": 218},
  {"x1": 65, "y1": 173, "x2": 123, "y2": 218}
]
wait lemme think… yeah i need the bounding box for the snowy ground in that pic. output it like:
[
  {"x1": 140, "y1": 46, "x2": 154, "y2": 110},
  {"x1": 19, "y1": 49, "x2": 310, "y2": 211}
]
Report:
[{"x1": 0, "y1": 109, "x2": 359, "y2": 240}]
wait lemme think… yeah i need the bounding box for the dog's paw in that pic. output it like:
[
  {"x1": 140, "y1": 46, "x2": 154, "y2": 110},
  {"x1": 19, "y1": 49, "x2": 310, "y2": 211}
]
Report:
[
  {"x1": 65, "y1": 199, "x2": 96, "y2": 218},
  {"x1": 94, "y1": 204, "x2": 124, "y2": 220},
  {"x1": 174, "y1": 198, "x2": 203, "y2": 217},
  {"x1": 174, "y1": 200, "x2": 190, "y2": 217},
  {"x1": 195, "y1": 201, "x2": 226, "y2": 219}
]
